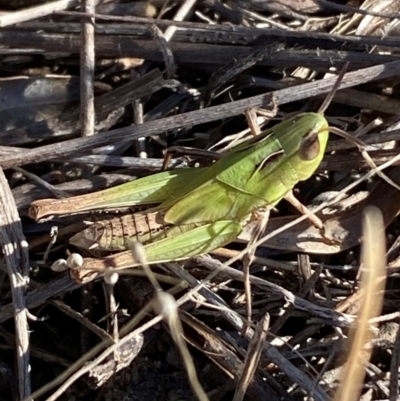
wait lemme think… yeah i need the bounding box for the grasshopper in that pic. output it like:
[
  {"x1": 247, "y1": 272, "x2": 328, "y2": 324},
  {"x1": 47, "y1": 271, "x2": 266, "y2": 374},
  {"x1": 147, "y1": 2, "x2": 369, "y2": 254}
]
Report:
[{"x1": 30, "y1": 112, "x2": 330, "y2": 276}]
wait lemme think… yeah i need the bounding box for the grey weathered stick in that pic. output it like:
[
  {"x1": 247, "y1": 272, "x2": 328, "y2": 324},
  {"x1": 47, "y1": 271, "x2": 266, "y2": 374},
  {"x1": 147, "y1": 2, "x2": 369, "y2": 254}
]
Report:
[
  {"x1": 80, "y1": 0, "x2": 96, "y2": 137},
  {"x1": 0, "y1": 0, "x2": 80, "y2": 27},
  {"x1": 48, "y1": 13, "x2": 400, "y2": 48},
  {"x1": 0, "y1": 30, "x2": 396, "y2": 70},
  {"x1": 0, "y1": 168, "x2": 31, "y2": 398},
  {"x1": 3, "y1": 59, "x2": 400, "y2": 168},
  {"x1": 17, "y1": 20, "x2": 400, "y2": 51},
  {"x1": 0, "y1": 68, "x2": 164, "y2": 146},
  {"x1": 389, "y1": 324, "x2": 400, "y2": 400}
]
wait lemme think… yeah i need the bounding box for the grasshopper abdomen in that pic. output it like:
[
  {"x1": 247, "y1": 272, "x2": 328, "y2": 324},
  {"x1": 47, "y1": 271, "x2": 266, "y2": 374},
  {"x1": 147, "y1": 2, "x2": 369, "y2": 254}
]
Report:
[{"x1": 69, "y1": 211, "x2": 199, "y2": 251}]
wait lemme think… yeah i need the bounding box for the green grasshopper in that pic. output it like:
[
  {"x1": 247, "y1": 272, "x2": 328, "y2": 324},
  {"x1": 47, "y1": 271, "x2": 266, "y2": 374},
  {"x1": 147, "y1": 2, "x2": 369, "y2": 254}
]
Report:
[{"x1": 30, "y1": 111, "x2": 330, "y2": 276}]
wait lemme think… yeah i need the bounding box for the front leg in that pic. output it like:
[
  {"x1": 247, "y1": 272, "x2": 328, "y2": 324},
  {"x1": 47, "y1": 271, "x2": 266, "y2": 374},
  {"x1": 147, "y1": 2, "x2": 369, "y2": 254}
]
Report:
[
  {"x1": 284, "y1": 190, "x2": 341, "y2": 245},
  {"x1": 242, "y1": 208, "x2": 271, "y2": 328},
  {"x1": 244, "y1": 103, "x2": 278, "y2": 138}
]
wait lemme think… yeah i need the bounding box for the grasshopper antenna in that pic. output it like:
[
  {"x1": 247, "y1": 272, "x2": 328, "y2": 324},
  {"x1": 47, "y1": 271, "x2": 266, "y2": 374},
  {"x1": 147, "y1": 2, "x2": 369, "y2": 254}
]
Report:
[
  {"x1": 318, "y1": 62, "x2": 349, "y2": 114},
  {"x1": 319, "y1": 61, "x2": 400, "y2": 193},
  {"x1": 319, "y1": 62, "x2": 400, "y2": 195}
]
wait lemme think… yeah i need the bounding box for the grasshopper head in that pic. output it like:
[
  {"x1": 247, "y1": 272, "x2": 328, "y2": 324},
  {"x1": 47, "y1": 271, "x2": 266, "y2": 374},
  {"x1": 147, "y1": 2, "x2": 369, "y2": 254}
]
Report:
[{"x1": 282, "y1": 112, "x2": 329, "y2": 181}]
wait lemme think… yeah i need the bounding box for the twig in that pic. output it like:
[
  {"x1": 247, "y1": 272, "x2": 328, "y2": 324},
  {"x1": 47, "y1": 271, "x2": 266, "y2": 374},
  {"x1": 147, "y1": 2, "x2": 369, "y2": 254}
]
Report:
[
  {"x1": 0, "y1": 168, "x2": 31, "y2": 398},
  {"x1": 80, "y1": 0, "x2": 96, "y2": 137},
  {"x1": 3, "y1": 59, "x2": 400, "y2": 168},
  {"x1": 0, "y1": 0, "x2": 81, "y2": 27}
]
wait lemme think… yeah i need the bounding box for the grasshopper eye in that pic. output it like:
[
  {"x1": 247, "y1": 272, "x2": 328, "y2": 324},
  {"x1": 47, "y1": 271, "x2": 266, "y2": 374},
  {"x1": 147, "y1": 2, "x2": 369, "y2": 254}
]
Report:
[{"x1": 299, "y1": 132, "x2": 320, "y2": 161}]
